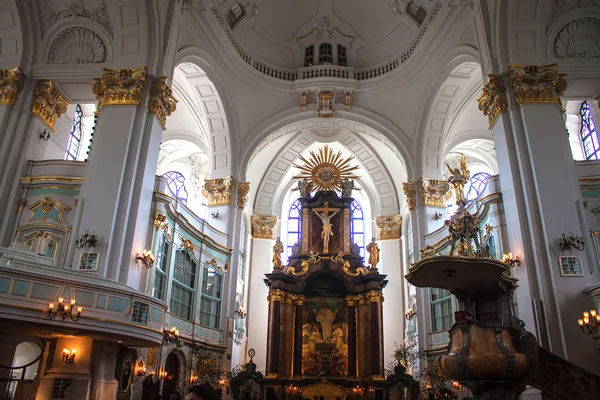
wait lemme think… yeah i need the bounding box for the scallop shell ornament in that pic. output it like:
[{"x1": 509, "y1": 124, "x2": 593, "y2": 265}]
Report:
[
  {"x1": 554, "y1": 18, "x2": 600, "y2": 58},
  {"x1": 49, "y1": 27, "x2": 106, "y2": 64}
]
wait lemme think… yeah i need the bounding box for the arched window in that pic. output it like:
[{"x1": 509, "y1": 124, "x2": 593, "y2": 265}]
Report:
[
  {"x1": 580, "y1": 101, "x2": 600, "y2": 160},
  {"x1": 286, "y1": 199, "x2": 302, "y2": 257},
  {"x1": 351, "y1": 201, "x2": 365, "y2": 257},
  {"x1": 226, "y1": 3, "x2": 246, "y2": 29},
  {"x1": 163, "y1": 171, "x2": 188, "y2": 204},
  {"x1": 170, "y1": 249, "x2": 197, "y2": 321},
  {"x1": 466, "y1": 172, "x2": 491, "y2": 202},
  {"x1": 319, "y1": 43, "x2": 333, "y2": 65},
  {"x1": 304, "y1": 45, "x2": 314, "y2": 67},
  {"x1": 64, "y1": 104, "x2": 83, "y2": 161},
  {"x1": 153, "y1": 232, "x2": 171, "y2": 301},
  {"x1": 337, "y1": 45, "x2": 348, "y2": 67}
]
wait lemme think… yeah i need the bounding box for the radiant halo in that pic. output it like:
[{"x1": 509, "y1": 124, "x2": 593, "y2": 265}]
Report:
[{"x1": 292, "y1": 145, "x2": 360, "y2": 193}]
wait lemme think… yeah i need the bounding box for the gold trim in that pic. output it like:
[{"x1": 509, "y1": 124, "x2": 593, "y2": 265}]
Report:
[
  {"x1": 0, "y1": 67, "x2": 24, "y2": 107},
  {"x1": 237, "y1": 182, "x2": 250, "y2": 209},
  {"x1": 477, "y1": 74, "x2": 507, "y2": 129},
  {"x1": 419, "y1": 177, "x2": 450, "y2": 208},
  {"x1": 251, "y1": 214, "x2": 277, "y2": 239},
  {"x1": 20, "y1": 176, "x2": 83, "y2": 183},
  {"x1": 508, "y1": 64, "x2": 567, "y2": 110},
  {"x1": 148, "y1": 76, "x2": 178, "y2": 129},
  {"x1": 27, "y1": 197, "x2": 70, "y2": 224},
  {"x1": 16, "y1": 199, "x2": 27, "y2": 214},
  {"x1": 31, "y1": 80, "x2": 69, "y2": 131},
  {"x1": 375, "y1": 215, "x2": 401, "y2": 240},
  {"x1": 403, "y1": 182, "x2": 416, "y2": 210},
  {"x1": 181, "y1": 239, "x2": 194, "y2": 252},
  {"x1": 202, "y1": 176, "x2": 234, "y2": 206},
  {"x1": 292, "y1": 145, "x2": 359, "y2": 193},
  {"x1": 92, "y1": 67, "x2": 147, "y2": 109}
]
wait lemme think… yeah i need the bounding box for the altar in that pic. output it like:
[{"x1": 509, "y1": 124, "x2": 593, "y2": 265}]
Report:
[{"x1": 262, "y1": 146, "x2": 388, "y2": 399}]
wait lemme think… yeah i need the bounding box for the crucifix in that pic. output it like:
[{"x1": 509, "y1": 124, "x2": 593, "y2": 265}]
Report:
[{"x1": 313, "y1": 202, "x2": 340, "y2": 253}]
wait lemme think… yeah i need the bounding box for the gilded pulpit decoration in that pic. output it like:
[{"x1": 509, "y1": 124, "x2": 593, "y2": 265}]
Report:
[
  {"x1": 508, "y1": 64, "x2": 567, "y2": 110},
  {"x1": 366, "y1": 238, "x2": 380, "y2": 269},
  {"x1": 181, "y1": 239, "x2": 194, "y2": 252},
  {"x1": 202, "y1": 176, "x2": 234, "y2": 206},
  {"x1": 317, "y1": 91, "x2": 335, "y2": 118},
  {"x1": 344, "y1": 92, "x2": 352, "y2": 111},
  {"x1": 148, "y1": 76, "x2": 178, "y2": 129},
  {"x1": 375, "y1": 215, "x2": 401, "y2": 240},
  {"x1": 418, "y1": 178, "x2": 450, "y2": 208},
  {"x1": 28, "y1": 197, "x2": 70, "y2": 223},
  {"x1": 237, "y1": 182, "x2": 250, "y2": 208},
  {"x1": 402, "y1": 182, "x2": 416, "y2": 210},
  {"x1": 251, "y1": 214, "x2": 277, "y2": 239},
  {"x1": 92, "y1": 67, "x2": 147, "y2": 109},
  {"x1": 31, "y1": 80, "x2": 69, "y2": 131},
  {"x1": 300, "y1": 92, "x2": 307, "y2": 111},
  {"x1": 445, "y1": 154, "x2": 470, "y2": 206},
  {"x1": 477, "y1": 74, "x2": 508, "y2": 129},
  {"x1": 0, "y1": 67, "x2": 24, "y2": 107},
  {"x1": 16, "y1": 199, "x2": 27, "y2": 214},
  {"x1": 272, "y1": 237, "x2": 284, "y2": 270}
]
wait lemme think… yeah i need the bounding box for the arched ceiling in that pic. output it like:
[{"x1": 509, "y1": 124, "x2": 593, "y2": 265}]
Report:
[{"x1": 212, "y1": 0, "x2": 438, "y2": 69}]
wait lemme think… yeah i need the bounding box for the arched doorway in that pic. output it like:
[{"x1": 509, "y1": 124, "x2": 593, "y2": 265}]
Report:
[{"x1": 162, "y1": 352, "x2": 180, "y2": 399}]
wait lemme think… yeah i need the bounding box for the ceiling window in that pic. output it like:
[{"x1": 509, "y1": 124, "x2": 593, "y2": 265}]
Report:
[
  {"x1": 304, "y1": 45, "x2": 315, "y2": 67},
  {"x1": 64, "y1": 104, "x2": 83, "y2": 161},
  {"x1": 407, "y1": 0, "x2": 427, "y2": 26},
  {"x1": 163, "y1": 171, "x2": 189, "y2": 204},
  {"x1": 319, "y1": 43, "x2": 333, "y2": 65},
  {"x1": 337, "y1": 45, "x2": 347, "y2": 67},
  {"x1": 580, "y1": 101, "x2": 600, "y2": 160},
  {"x1": 226, "y1": 3, "x2": 246, "y2": 30}
]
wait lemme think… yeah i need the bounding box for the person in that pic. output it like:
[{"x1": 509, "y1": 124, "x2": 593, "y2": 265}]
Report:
[
  {"x1": 185, "y1": 384, "x2": 218, "y2": 400},
  {"x1": 313, "y1": 302, "x2": 338, "y2": 341}
]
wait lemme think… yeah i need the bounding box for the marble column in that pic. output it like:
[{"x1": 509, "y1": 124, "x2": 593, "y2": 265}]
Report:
[
  {"x1": 293, "y1": 295, "x2": 304, "y2": 377},
  {"x1": 266, "y1": 289, "x2": 284, "y2": 377}
]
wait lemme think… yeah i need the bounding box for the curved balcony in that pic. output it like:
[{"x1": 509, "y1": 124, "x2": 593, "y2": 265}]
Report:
[{"x1": 0, "y1": 250, "x2": 168, "y2": 347}]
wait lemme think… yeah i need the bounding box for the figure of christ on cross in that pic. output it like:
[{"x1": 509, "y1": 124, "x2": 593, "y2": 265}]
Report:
[{"x1": 313, "y1": 202, "x2": 340, "y2": 253}]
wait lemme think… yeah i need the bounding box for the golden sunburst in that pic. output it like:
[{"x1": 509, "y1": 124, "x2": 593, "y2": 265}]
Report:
[{"x1": 292, "y1": 145, "x2": 360, "y2": 192}]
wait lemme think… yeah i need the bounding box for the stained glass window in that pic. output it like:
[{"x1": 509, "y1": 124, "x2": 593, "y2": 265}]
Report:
[
  {"x1": 287, "y1": 199, "x2": 302, "y2": 258},
  {"x1": 580, "y1": 101, "x2": 600, "y2": 160},
  {"x1": 163, "y1": 171, "x2": 188, "y2": 204},
  {"x1": 351, "y1": 201, "x2": 365, "y2": 257},
  {"x1": 64, "y1": 104, "x2": 83, "y2": 161}
]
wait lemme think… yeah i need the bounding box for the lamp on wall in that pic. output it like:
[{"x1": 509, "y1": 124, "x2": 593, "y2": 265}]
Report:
[
  {"x1": 40, "y1": 129, "x2": 51, "y2": 141},
  {"x1": 558, "y1": 233, "x2": 585, "y2": 252},
  {"x1": 433, "y1": 211, "x2": 443, "y2": 221},
  {"x1": 211, "y1": 211, "x2": 220, "y2": 219},
  {"x1": 49, "y1": 298, "x2": 82, "y2": 322},
  {"x1": 190, "y1": 372, "x2": 199, "y2": 384},
  {"x1": 76, "y1": 232, "x2": 98, "y2": 249},
  {"x1": 136, "y1": 361, "x2": 146, "y2": 376},
  {"x1": 235, "y1": 307, "x2": 247, "y2": 319},
  {"x1": 502, "y1": 252, "x2": 521, "y2": 268},
  {"x1": 136, "y1": 250, "x2": 156, "y2": 268},
  {"x1": 62, "y1": 348, "x2": 76, "y2": 364},
  {"x1": 405, "y1": 308, "x2": 416, "y2": 320},
  {"x1": 159, "y1": 368, "x2": 167, "y2": 380},
  {"x1": 163, "y1": 326, "x2": 179, "y2": 345},
  {"x1": 577, "y1": 310, "x2": 600, "y2": 335}
]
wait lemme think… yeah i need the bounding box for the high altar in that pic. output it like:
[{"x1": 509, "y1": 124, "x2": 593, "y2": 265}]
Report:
[{"x1": 263, "y1": 147, "x2": 388, "y2": 399}]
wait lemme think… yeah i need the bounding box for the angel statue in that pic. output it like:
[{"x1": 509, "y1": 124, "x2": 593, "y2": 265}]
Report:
[
  {"x1": 445, "y1": 154, "x2": 470, "y2": 206},
  {"x1": 341, "y1": 178, "x2": 354, "y2": 198},
  {"x1": 296, "y1": 178, "x2": 313, "y2": 198},
  {"x1": 366, "y1": 238, "x2": 380, "y2": 269},
  {"x1": 272, "y1": 237, "x2": 284, "y2": 270}
]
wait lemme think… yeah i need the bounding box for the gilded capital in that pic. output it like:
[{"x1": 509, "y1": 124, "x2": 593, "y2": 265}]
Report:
[
  {"x1": 0, "y1": 67, "x2": 24, "y2": 107},
  {"x1": 419, "y1": 177, "x2": 450, "y2": 208},
  {"x1": 508, "y1": 64, "x2": 567, "y2": 110},
  {"x1": 477, "y1": 74, "x2": 507, "y2": 129},
  {"x1": 367, "y1": 290, "x2": 383, "y2": 303},
  {"x1": 149, "y1": 76, "x2": 178, "y2": 129},
  {"x1": 31, "y1": 80, "x2": 69, "y2": 131},
  {"x1": 375, "y1": 215, "x2": 402, "y2": 240},
  {"x1": 402, "y1": 182, "x2": 416, "y2": 211},
  {"x1": 268, "y1": 289, "x2": 286, "y2": 302},
  {"x1": 92, "y1": 67, "x2": 147, "y2": 109},
  {"x1": 295, "y1": 295, "x2": 305, "y2": 305},
  {"x1": 346, "y1": 295, "x2": 356, "y2": 306},
  {"x1": 237, "y1": 182, "x2": 250, "y2": 209},
  {"x1": 202, "y1": 176, "x2": 234, "y2": 206},
  {"x1": 251, "y1": 214, "x2": 278, "y2": 239}
]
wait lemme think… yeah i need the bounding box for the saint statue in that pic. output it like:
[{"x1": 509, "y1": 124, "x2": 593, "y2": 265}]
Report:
[
  {"x1": 341, "y1": 178, "x2": 354, "y2": 198},
  {"x1": 272, "y1": 237, "x2": 284, "y2": 270},
  {"x1": 313, "y1": 207, "x2": 339, "y2": 251},
  {"x1": 313, "y1": 302, "x2": 338, "y2": 341},
  {"x1": 445, "y1": 154, "x2": 470, "y2": 206},
  {"x1": 366, "y1": 238, "x2": 380, "y2": 269}
]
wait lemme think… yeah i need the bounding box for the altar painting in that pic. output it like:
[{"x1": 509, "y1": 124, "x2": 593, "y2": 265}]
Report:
[{"x1": 302, "y1": 296, "x2": 348, "y2": 377}]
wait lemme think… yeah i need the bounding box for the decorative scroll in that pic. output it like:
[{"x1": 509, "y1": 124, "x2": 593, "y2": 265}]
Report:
[
  {"x1": 92, "y1": 67, "x2": 147, "y2": 109},
  {"x1": 251, "y1": 214, "x2": 277, "y2": 239},
  {"x1": 508, "y1": 64, "x2": 567, "y2": 110},
  {"x1": 181, "y1": 239, "x2": 194, "y2": 252},
  {"x1": 237, "y1": 182, "x2": 250, "y2": 209},
  {"x1": 375, "y1": 215, "x2": 402, "y2": 240},
  {"x1": 419, "y1": 178, "x2": 450, "y2": 208},
  {"x1": 202, "y1": 176, "x2": 234, "y2": 206},
  {"x1": 31, "y1": 81, "x2": 70, "y2": 131},
  {"x1": 0, "y1": 67, "x2": 24, "y2": 107},
  {"x1": 153, "y1": 213, "x2": 168, "y2": 233},
  {"x1": 403, "y1": 182, "x2": 416, "y2": 210},
  {"x1": 477, "y1": 74, "x2": 507, "y2": 129},
  {"x1": 148, "y1": 76, "x2": 178, "y2": 129},
  {"x1": 28, "y1": 197, "x2": 71, "y2": 223}
]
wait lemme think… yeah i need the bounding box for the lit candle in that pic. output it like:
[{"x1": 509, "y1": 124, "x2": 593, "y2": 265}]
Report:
[
  {"x1": 71, "y1": 299, "x2": 76, "y2": 305},
  {"x1": 591, "y1": 310, "x2": 597, "y2": 318},
  {"x1": 63, "y1": 348, "x2": 68, "y2": 354},
  {"x1": 71, "y1": 349, "x2": 76, "y2": 354},
  {"x1": 49, "y1": 303, "x2": 54, "y2": 309},
  {"x1": 58, "y1": 297, "x2": 64, "y2": 304},
  {"x1": 77, "y1": 307, "x2": 82, "y2": 313},
  {"x1": 64, "y1": 306, "x2": 69, "y2": 312},
  {"x1": 578, "y1": 319, "x2": 585, "y2": 327},
  {"x1": 584, "y1": 312, "x2": 590, "y2": 319}
]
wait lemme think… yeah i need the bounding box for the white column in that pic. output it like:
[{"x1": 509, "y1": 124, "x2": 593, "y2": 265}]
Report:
[{"x1": 380, "y1": 238, "x2": 405, "y2": 367}]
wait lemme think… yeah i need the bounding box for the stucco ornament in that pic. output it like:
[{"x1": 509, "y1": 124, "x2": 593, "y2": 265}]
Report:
[
  {"x1": 554, "y1": 18, "x2": 600, "y2": 58},
  {"x1": 49, "y1": 27, "x2": 106, "y2": 64}
]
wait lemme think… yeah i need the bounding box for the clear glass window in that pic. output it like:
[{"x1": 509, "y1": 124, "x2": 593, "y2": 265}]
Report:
[
  {"x1": 169, "y1": 249, "x2": 196, "y2": 321},
  {"x1": 337, "y1": 45, "x2": 347, "y2": 67},
  {"x1": 319, "y1": 43, "x2": 333, "y2": 65},
  {"x1": 580, "y1": 101, "x2": 600, "y2": 160},
  {"x1": 304, "y1": 45, "x2": 314, "y2": 67},
  {"x1": 163, "y1": 171, "x2": 189, "y2": 204},
  {"x1": 153, "y1": 233, "x2": 171, "y2": 300},
  {"x1": 64, "y1": 104, "x2": 83, "y2": 161},
  {"x1": 200, "y1": 265, "x2": 223, "y2": 328},
  {"x1": 431, "y1": 288, "x2": 453, "y2": 332}
]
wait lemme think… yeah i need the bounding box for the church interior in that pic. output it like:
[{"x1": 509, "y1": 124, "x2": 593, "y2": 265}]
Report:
[{"x1": 0, "y1": 0, "x2": 599, "y2": 399}]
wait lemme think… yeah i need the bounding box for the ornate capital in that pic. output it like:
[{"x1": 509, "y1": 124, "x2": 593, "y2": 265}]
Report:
[
  {"x1": 477, "y1": 74, "x2": 507, "y2": 129},
  {"x1": 153, "y1": 213, "x2": 169, "y2": 233},
  {"x1": 237, "y1": 182, "x2": 250, "y2": 209},
  {"x1": 149, "y1": 76, "x2": 178, "y2": 129},
  {"x1": 346, "y1": 295, "x2": 356, "y2": 306},
  {"x1": 31, "y1": 80, "x2": 69, "y2": 131},
  {"x1": 0, "y1": 67, "x2": 24, "y2": 107},
  {"x1": 251, "y1": 214, "x2": 277, "y2": 239},
  {"x1": 367, "y1": 290, "x2": 383, "y2": 303},
  {"x1": 508, "y1": 64, "x2": 567, "y2": 109},
  {"x1": 419, "y1": 177, "x2": 450, "y2": 208},
  {"x1": 202, "y1": 176, "x2": 234, "y2": 206},
  {"x1": 92, "y1": 67, "x2": 147, "y2": 109},
  {"x1": 294, "y1": 295, "x2": 305, "y2": 306},
  {"x1": 375, "y1": 215, "x2": 402, "y2": 240},
  {"x1": 403, "y1": 182, "x2": 416, "y2": 211},
  {"x1": 268, "y1": 289, "x2": 286, "y2": 302}
]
